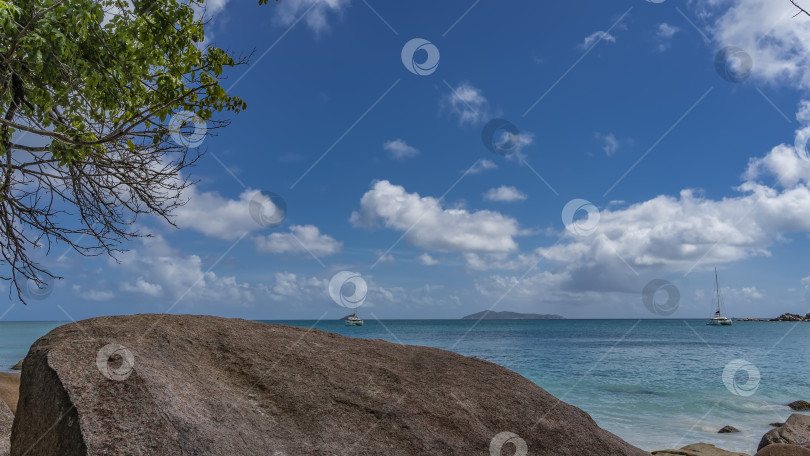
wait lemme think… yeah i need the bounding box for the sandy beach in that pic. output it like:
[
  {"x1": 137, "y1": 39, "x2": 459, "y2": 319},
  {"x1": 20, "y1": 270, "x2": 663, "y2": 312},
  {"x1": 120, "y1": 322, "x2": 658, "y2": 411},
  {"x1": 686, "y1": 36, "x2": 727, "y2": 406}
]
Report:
[{"x1": 0, "y1": 372, "x2": 19, "y2": 415}]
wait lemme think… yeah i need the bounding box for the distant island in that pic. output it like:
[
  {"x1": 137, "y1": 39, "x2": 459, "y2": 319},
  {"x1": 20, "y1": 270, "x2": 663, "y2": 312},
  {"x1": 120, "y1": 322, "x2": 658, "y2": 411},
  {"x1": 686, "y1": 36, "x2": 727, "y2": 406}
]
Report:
[
  {"x1": 461, "y1": 310, "x2": 565, "y2": 320},
  {"x1": 737, "y1": 312, "x2": 810, "y2": 322}
]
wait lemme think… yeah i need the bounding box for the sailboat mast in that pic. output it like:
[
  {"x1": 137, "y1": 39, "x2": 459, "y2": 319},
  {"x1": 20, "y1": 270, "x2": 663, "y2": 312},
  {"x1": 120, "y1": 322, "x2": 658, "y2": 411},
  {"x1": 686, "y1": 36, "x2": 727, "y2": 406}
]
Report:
[{"x1": 714, "y1": 268, "x2": 721, "y2": 311}]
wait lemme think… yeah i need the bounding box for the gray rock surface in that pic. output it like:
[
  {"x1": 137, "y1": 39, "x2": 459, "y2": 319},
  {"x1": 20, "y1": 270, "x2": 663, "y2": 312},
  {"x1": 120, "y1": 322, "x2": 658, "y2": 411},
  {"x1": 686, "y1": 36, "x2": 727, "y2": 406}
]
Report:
[
  {"x1": 0, "y1": 374, "x2": 18, "y2": 415},
  {"x1": 759, "y1": 414, "x2": 810, "y2": 451},
  {"x1": 11, "y1": 314, "x2": 651, "y2": 456},
  {"x1": 0, "y1": 398, "x2": 11, "y2": 456},
  {"x1": 755, "y1": 443, "x2": 810, "y2": 456},
  {"x1": 718, "y1": 425, "x2": 741, "y2": 433},
  {"x1": 652, "y1": 442, "x2": 748, "y2": 456},
  {"x1": 770, "y1": 313, "x2": 807, "y2": 322}
]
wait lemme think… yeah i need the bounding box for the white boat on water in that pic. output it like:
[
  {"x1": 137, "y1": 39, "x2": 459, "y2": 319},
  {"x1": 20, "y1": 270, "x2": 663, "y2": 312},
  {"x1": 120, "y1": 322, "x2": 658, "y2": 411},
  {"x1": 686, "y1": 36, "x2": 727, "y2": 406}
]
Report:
[
  {"x1": 345, "y1": 310, "x2": 363, "y2": 326},
  {"x1": 707, "y1": 268, "x2": 732, "y2": 326}
]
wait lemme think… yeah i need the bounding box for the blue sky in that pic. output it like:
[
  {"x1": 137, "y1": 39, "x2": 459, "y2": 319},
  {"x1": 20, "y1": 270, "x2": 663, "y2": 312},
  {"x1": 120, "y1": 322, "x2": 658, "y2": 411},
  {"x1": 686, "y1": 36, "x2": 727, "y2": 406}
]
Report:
[{"x1": 7, "y1": 0, "x2": 810, "y2": 321}]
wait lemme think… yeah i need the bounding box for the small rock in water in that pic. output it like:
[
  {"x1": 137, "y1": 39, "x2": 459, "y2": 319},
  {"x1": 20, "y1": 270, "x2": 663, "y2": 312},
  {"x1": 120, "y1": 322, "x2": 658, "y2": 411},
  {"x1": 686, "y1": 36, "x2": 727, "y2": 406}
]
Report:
[
  {"x1": 770, "y1": 422, "x2": 785, "y2": 427},
  {"x1": 787, "y1": 400, "x2": 810, "y2": 411},
  {"x1": 718, "y1": 425, "x2": 741, "y2": 433}
]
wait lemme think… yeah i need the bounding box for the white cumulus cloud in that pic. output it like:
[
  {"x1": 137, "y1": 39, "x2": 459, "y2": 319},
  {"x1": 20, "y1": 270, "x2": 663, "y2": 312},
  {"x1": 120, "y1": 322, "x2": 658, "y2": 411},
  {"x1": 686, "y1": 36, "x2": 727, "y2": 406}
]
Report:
[
  {"x1": 595, "y1": 132, "x2": 619, "y2": 156},
  {"x1": 441, "y1": 83, "x2": 491, "y2": 126},
  {"x1": 253, "y1": 225, "x2": 341, "y2": 256},
  {"x1": 383, "y1": 139, "x2": 420, "y2": 160},
  {"x1": 350, "y1": 180, "x2": 519, "y2": 253},
  {"x1": 374, "y1": 250, "x2": 396, "y2": 264},
  {"x1": 193, "y1": 0, "x2": 230, "y2": 19},
  {"x1": 73, "y1": 286, "x2": 115, "y2": 302},
  {"x1": 121, "y1": 277, "x2": 164, "y2": 297},
  {"x1": 474, "y1": 100, "x2": 810, "y2": 300},
  {"x1": 699, "y1": 0, "x2": 810, "y2": 88},
  {"x1": 273, "y1": 0, "x2": 350, "y2": 35},
  {"x1": 483, "y1": 186, "x2": 528, "y2": 202},
  {"x1": 721, "y1": 286, "x2": 764, "y2": 300},
  {"x1": 745, "y1": 101, "x2": 810, "y2": 187},
  {"x1": 580, "y1": 31, "x2": 616, "y2": 50},
  {"x1": 266, "y1": 272, "x2": 328, "y2": 302},
  {"x1": 173, "y1": 188, "x2": 277, "y2": 241},
  {"x1": 468, "y1": 159, "x2": 498, "y2": 174},
  {"x1": 655, "y1": 23, "x2": 679, "y2": 52},
  {"x1": 116, "y1": 236, "x2": 257, "y2": 305},
  {"x1": 417, "y1": 253, "x2": 439, "y2": 265}
]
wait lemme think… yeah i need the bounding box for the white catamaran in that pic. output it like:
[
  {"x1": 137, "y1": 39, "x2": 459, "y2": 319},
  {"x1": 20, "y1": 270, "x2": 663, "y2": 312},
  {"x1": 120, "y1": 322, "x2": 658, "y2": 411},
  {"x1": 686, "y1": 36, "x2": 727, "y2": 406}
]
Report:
[
  {"x1": 345, "y1": 310, "x2": 363, "y2": 326},
  {"x1": 707, "y1": 268, "x2": 732, "y2": 326}
]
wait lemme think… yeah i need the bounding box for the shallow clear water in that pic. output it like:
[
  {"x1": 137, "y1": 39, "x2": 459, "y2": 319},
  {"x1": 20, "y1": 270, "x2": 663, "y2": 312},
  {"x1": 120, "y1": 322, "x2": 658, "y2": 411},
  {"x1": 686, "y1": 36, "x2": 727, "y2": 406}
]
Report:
[
  {"x1": 269, "y1": 319, "x2": 810, "y2": 453},
  {"x1": 0, "y1": 321, "x2": 65, "y2": 372},
  {"x1": 3, "y1": 319, "x2": 809, "y2": 453}
]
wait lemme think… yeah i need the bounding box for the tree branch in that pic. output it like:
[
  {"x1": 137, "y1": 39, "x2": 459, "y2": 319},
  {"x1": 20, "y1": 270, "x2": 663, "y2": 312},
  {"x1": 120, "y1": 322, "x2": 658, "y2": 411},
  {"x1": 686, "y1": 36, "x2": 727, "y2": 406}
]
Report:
[{"x1": 792, "y1": 0, "x2": 810, "y2": 17}]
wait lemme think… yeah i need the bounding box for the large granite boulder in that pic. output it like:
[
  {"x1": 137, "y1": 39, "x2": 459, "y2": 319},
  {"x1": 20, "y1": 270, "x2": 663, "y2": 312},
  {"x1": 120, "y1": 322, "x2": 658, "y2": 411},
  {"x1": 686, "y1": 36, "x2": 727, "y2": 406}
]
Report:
[
  {"x1": 652, "y1": 442, "x2": 748, "y2": 456},
  {"x1": 755, "y1": 444, "x2": 810, "y2": 456},
  {"x1": 11, "y1": 314, "x2": 651, "y2": 456},
  {"x1": 759, "y1": 414, "x2": 810, "y2": 451},
  {"x1": 0, "y1": 398, "x2": 11, "y2": 456}
]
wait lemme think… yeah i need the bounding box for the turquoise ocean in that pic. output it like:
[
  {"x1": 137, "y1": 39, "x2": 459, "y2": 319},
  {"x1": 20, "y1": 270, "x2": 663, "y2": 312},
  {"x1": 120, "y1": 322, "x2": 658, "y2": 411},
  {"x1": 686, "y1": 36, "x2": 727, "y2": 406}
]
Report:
[{"x1": 2, "y1": 319, "x2": 809, "y2": 453}]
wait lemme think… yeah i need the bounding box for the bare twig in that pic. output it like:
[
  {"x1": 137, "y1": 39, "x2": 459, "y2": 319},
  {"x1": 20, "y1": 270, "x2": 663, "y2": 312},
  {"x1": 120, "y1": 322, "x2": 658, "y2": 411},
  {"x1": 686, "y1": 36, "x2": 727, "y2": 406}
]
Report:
[{"x1": 792, "y1": 0, "x2": 810, "y2": 17}]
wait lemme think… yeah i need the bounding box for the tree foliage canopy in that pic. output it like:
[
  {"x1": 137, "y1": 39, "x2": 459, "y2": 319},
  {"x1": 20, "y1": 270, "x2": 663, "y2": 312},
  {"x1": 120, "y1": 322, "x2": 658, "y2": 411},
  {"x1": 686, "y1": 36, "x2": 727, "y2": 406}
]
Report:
[{"x1": 0, "y1": 0, "x2": 272, "y2": 301}]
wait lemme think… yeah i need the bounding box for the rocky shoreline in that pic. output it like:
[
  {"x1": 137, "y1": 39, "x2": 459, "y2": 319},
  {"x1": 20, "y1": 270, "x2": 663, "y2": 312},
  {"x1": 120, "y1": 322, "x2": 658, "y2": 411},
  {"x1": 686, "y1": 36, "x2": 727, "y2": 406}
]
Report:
[
  {"x1": 1, "y1": 315, "x2": 810, "y2": 455},
  {"x1": 651, "y1": 415, "x2": 810, "y2": 455},
  {"x1": 737, "y1": 313, "x2": 810, "y2": 322}
]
